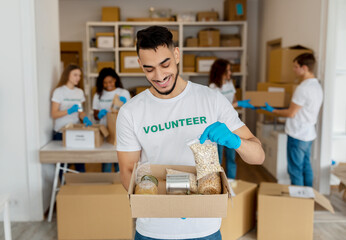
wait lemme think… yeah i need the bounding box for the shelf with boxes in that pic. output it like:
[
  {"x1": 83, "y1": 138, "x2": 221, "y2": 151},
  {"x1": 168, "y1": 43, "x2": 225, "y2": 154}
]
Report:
[{"x1": 86, "y1": 20, "x2": 248, "y2": 120}]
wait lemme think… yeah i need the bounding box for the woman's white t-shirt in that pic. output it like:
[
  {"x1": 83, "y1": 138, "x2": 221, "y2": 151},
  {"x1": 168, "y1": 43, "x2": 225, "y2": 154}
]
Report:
[
  {"x1": 51, "y1": 85, "x2": 85, "y2": 132},
  {"x1": 92, "y1": 88, "x2": 131, "y2": 126},
  {"x1": 116, "y1": 81, "x2": 244, "y2": 239},
  {"x1": 285, "y1": 78, "x2": 323, "y2": 141},
  {"x1": 209, "y1": 80, "x2": 236, "y2": 103}
]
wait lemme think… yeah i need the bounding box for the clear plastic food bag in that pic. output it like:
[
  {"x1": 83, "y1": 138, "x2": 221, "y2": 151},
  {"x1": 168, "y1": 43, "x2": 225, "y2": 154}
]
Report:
[
  {"x1": 166, "y1": 168, "x2": 198, "y2": 194},
  {"x1": 135, "y1": 162, "x2": 159, "y2": 195},
  {"x1": 198, "y1": 172, "x2": 222, "y2": 195},
  {"x1": 187, "y1": 139, "x2": 222, "y2": 180}
]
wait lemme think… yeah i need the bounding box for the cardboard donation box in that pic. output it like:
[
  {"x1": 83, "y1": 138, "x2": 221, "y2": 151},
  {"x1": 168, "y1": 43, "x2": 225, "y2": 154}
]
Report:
[
  {"x1": 257, "y1": 182, "x2": 334, "y2": 240},
  {"x1": 332, "y1": 163, "x2": 346, "y2": 201},
  {"x1": 61, "y1": 124, "x2": 109, "y2": 148},
  {"x1": 196, "y1": 56, "x2": 217, "y2": 73},
  {"x1": 102, "y1": 7, "x2": 120, "y2": 21},
  {"x1": 244, "y1": 91, "x2": 288, "y2": 107},
  {"x1": 120, "y1": 51, "x2": 142, "y2": 73},
  {"x1": 197, "y1": 11, "x2": 219, "y2": 21},
  {"x1": 57, "y1": 173, "x2": 133, "y2": 240},
  {"x1": 128, "y1": 164, "x2": 232, "y2": 218},
  {"x1": 96, "y1": 32, "x2": 115, "y2": 48},
  {"x1": 198, "y1": 29, "x2": 220, "y2": 47},
  {"x1": 221, "y1": 180, "x2": 257, "y2": 240},
  {"x1": 269, "y1": 45, "x2": 313, "y2": 83},
  {"x1": 224, "y1": 0, "x2": 247, "y2": 21}
]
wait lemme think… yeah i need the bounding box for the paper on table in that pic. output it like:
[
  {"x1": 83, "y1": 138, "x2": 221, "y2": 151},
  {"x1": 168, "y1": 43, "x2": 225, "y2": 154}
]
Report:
[{"x1": 288, "y1": 186, "x2": 315, "y2": 199}]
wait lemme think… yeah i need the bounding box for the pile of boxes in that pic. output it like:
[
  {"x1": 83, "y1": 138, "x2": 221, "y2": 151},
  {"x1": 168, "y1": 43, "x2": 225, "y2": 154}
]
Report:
[{"x1": 245, "y1": 45, "x2": 313, "y2": 108}]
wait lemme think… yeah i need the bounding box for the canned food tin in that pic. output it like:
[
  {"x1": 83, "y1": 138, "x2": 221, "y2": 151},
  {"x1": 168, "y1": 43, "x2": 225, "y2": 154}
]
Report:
[{"x1": 166, "y1": 174, "x2": 190, "y2": 195}]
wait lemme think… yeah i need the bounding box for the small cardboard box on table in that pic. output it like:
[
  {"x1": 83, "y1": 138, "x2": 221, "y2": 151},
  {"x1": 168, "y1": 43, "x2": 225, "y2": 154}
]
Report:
[
  {"x1": 61, "y1": 124, "x2": 109, "y2": 148},
  {"x1": 128, "y1": 164, "x2": 232, "y2": 218},
  {"x1": 57, "y1": 173, "x2": 133, "y2": 240},
  {"x1": 220, "y1": 180, "x2": 257, "y2": 240},
  {"x1": 257, "y1": 182, "x2": 334, "y2": 240}
]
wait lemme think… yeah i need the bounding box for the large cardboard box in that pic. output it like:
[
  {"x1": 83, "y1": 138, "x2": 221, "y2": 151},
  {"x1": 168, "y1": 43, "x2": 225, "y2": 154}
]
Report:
[
  {"x1": 220, "y1": 180, "x2": 257, "y2": 240},
  {"x1": 96, "y1": 32, "x2": 115, "y2": 48},
  {"x1": 196, "y1": 56, "x2": 217, "y2": 73},
  {"x1": 106, "y1": 111, "x2": 119, "y2": 145},
  {"x1": 61, "y1": 124, "x2": 109, "y2": 148},
  {"x1": 257, "y1": 182, "x2": 334, "y2": 240},
  {"x1": 257, "y1": 82, "x2": 298, "y2": 96},
  {"x1": 197, "y1": 11, "x2": 219, "y2": 21},
  {"x1": 97, "y1": 61, "x2": 115, "y2": 73},
  {"x1": 224, "y1": 0, "x2": 247, "y2": 21},
  {"x1": 120, "y1": 51, "x2": 142, "y2": 73},
  {"x1": 198, "y1": 29, "x2": 220, "y2": 47},
  {"x1": 102, "y1": 7, "x2": 120, "y2": 22},
  {"x1": 244, "y1": 91, "x2": 288, "y2": 107},
  {"x1": 269, "y1": 45, "x2": 313, "y2": 83},
  {"x1": 128, "y1": 164, "x2": 232, "y2": 218},
  {"x1": 57, "y1": 173, "x2": 133, "y2": 240}
]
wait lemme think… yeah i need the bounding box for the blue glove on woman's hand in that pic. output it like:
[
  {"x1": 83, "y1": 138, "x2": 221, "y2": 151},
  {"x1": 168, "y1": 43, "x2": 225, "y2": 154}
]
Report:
[
  {"x1": 83, "y1": 116, "x2": 93, "y2": 127},
  {"x1": 67, "y1": 104, "x2": 79, "y2": 115},
  {"x1": 97, "y1": 109, "x2": 108, "y2": 119},
  {"x1": 200, "y1": 122, "x2": 241, "y2": 149},
  {"x1": 260, "y1": 102, "x2": 274, "y2": 112},
  {"x1": 237, "y1": 99, "x2": 255, "y2": 109},
  {"x1": 119, "y1": 96, "x2": 127, "y2": 104}
]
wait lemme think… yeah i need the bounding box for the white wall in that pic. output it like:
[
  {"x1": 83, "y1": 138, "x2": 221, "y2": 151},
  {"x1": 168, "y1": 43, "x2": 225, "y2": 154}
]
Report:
[
  {"x1": 0, "y1": 0, "x2": 60, "y2": 221},
  {"x1": 257, "y1": 0, "x2": 330, "y2": 192}
]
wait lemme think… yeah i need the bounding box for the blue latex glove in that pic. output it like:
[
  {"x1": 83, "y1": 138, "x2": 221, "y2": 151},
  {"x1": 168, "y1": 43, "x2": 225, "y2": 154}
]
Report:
[
  {"x1": 97, "y1": 109, "x2": 108, "y2": 120},
  {"x1": 83, "y1": 116, "x2": 93, "y2": 127},
  {"x1": 260, "y1": 102, "x2": 274, "y2": 112},
  {"x1": 119, "y1": 96, "x2": 127, "y2": 104},
  {"x1": 237, "y1": 99, "x2": 255, "y2": 109},
  {"x1": 200, "y1": 122, "x2": 241, "y2": 149},
  {"x1": 67, "y1": 104, "x2": 79, "y2": 115}
]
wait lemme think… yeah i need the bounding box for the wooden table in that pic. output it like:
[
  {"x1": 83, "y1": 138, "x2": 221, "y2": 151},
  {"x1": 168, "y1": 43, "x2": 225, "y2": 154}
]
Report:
[{"x1": 40, "y1": 141, "x2": 118, "y2": 222}]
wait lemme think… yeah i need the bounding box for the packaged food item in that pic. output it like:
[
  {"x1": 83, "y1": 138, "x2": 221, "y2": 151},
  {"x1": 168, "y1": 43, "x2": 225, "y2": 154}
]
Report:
[
  {"x1": 135, "y1": 175, "x2": 159, "y2": 195},
  {"x1": 135, "y1": 162, "x2": 151, "y2": 184},
  {"x1": 187, "y1": 139, "x2": 222, "y2": 180},
  {"x1": 111, "y1": 94, "x2": 124, "y2": 112},
  {"x1": 166, "y1": 174, "x2": 190, "y2": 195},
  {"x1": 166, "y1": 168, "x2": 198, "y2": 194},
  {"x1": 198, "y1": 172, "x2": 222, "y2": 195}
]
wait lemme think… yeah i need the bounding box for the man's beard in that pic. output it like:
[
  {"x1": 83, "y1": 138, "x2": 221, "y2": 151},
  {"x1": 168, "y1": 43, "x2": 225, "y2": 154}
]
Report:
[{"x1": 148, "y1": 65, "x2": 179, "y2": 96}]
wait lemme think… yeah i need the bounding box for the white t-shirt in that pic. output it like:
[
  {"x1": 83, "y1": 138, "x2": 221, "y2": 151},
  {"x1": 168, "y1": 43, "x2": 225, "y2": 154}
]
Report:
[
  {"x1": 92, "y1": 88, "x2": 131, "y2": 126},
  {"x1": 209, "y1": 80, "x2": 236, "y2": 103},
  {"x1": 285, "y1": 78, "x2": 323, "y2": 141},
  {"x1": 116, "y1": 81, "x2": 244, "y2": 239},
  {"x1": 51, "y1": 86, "x2": 85, "y2": 132}
]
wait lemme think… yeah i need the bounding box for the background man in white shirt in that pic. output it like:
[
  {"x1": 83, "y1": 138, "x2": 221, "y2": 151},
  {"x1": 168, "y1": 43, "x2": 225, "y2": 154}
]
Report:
[
  {"x1": 262, "y1": 53, "x2": 323, "y2": 187},
  {"x1": 116, "y1": 26, "x2": 264, "y2": 240}
]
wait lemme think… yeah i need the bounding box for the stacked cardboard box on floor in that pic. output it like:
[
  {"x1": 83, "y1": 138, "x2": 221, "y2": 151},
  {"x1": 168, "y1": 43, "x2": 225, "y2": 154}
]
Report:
[
  {"x1": 57, "y1": 173, "x2": 133, "y2": 240},
  {"x1": 247, "y1": 45, "x2": 312, "y2": 108},
  {"x1": 257, "y1": 182, "x2": 334, "y2": 240}
]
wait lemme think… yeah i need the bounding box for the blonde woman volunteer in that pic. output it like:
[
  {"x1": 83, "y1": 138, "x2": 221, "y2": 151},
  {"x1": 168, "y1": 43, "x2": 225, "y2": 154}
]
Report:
[
  {"x1": 93, "y1": 67, "x2": 130, "y2": 172},
  {"x1": 51, "y1": 64, "x2": 92, "y2": 172}
]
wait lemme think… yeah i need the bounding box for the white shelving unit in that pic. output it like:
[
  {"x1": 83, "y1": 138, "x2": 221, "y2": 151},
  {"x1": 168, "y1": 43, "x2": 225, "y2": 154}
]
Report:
[{"x1": 86, "y1": 21, "x2": 248, "y2": 120}]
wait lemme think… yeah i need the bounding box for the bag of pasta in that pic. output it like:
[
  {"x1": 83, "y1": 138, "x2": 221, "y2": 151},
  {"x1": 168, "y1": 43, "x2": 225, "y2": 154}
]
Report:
[
  {"x1": 187, "y1": 139, "x2": 222, "y2": 180},
  {"x1": 134, "y1": 162, "x2": 158, "y2": 195},
  {"x1": 198, "y1": 172, "x2": 222, "y2": 195}
]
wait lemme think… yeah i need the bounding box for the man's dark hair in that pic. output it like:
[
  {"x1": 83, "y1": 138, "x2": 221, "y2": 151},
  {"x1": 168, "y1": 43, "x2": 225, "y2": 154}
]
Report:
[
  {"x1": 293, "y1": 53, "x2": 316, "y2": 72},
  {"x1": 136, "y1": 26, "x2": 174, "y2": 55}
]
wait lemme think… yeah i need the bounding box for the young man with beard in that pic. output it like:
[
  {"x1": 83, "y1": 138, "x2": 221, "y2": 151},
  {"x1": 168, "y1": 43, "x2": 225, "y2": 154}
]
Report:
[
  {"x1": 116, "y1": 26, "x2": 264, "y2": 240},
  {"x1": 261, "y1": 53, "x2": 323, "y2": 187}
]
